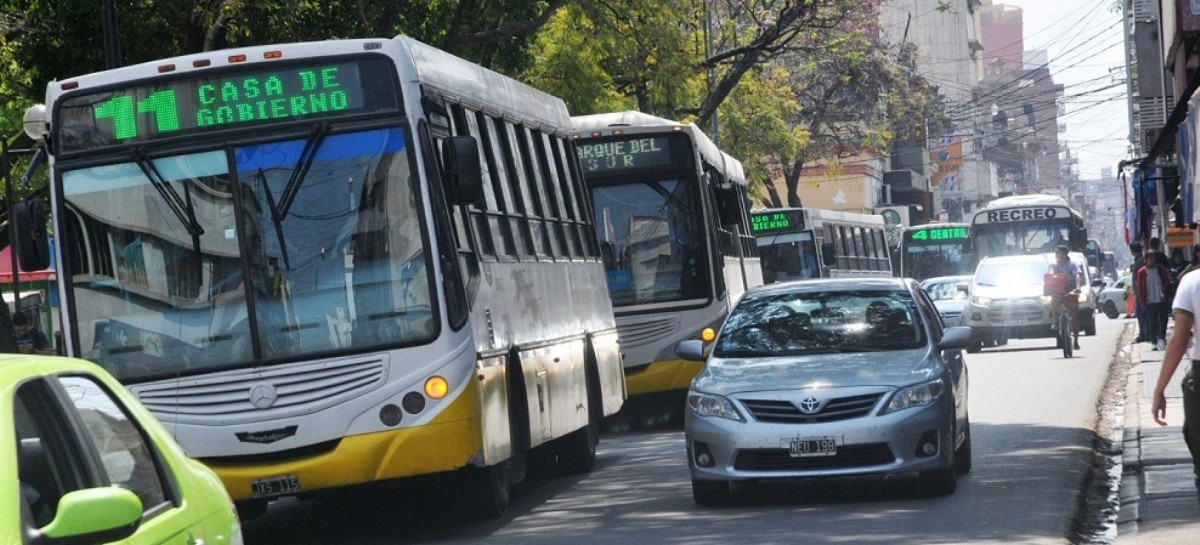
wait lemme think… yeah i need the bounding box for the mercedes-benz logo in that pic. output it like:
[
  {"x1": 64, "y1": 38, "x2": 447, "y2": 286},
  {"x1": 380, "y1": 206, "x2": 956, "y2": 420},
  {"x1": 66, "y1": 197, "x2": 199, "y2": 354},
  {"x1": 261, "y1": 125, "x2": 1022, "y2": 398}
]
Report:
[
  {"x1": 798, "y1": 396, "x2": 821, "y2": 414},
  {"x1": 249, "y1": 383, "x2": 278, "y2": 409}
]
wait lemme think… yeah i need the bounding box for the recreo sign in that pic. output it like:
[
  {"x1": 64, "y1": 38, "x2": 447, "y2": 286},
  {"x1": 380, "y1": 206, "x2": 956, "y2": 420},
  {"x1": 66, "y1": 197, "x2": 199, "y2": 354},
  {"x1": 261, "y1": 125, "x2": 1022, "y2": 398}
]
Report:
[{"x1": 974, "y1": 206, "x2": 1069, "y2": 224}]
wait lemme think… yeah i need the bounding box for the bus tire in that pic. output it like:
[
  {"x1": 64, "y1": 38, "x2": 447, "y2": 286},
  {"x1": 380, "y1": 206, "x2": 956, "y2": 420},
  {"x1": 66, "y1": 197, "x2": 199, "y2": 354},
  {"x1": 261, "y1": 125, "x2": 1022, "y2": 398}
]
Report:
[
  {"x1": 556, "y1": 349, "x2": 601, "y2": 475},
  {"x1": 463, "y1": 463, "x2": 510, "y2": 518}
]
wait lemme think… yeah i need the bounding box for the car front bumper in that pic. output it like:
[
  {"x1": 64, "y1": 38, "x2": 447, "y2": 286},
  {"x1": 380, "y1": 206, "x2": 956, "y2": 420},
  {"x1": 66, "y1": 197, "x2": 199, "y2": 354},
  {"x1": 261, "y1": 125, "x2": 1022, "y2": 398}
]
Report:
[{"x1": 685, "y1": 392, "x2": 953, "y2": 482}]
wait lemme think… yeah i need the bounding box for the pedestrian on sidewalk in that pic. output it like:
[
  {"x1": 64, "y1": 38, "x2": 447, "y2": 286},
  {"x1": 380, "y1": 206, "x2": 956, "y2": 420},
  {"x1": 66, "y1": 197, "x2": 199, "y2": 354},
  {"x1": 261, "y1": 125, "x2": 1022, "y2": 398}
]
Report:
[
  {"x1": 1153, "y1": 267, "x2": 1200, "y2": 507},
  {"x1": 1139, "y1": 252, "x2": 1171, "y2": 350},
  {"x1": 1132, "y1": 241, "x2": 1150, "y2": 342}
]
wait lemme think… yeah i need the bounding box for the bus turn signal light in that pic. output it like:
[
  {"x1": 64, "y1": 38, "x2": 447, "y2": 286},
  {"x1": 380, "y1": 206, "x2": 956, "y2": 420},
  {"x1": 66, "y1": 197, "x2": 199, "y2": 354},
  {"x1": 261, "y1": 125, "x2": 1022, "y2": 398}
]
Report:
[{"x1": 424, "y1": 376, "x2": 449, "y2": 399}]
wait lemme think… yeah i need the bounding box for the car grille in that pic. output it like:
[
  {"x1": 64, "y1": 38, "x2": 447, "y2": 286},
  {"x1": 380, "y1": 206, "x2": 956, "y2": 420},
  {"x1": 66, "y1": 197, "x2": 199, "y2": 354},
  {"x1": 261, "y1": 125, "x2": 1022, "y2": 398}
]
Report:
[
  {"x1": 740, "y1": 393, "x2": 884, "y2": 424},
  {"x1": 941, "y1": 311, "x2": 962, "y2": 323},
  {"x1": 985, "y1": 301, "x2": 1045, "y2": 322},
  {"x1": 734, "y1": 443, "x2": 895, "y2": 471}
]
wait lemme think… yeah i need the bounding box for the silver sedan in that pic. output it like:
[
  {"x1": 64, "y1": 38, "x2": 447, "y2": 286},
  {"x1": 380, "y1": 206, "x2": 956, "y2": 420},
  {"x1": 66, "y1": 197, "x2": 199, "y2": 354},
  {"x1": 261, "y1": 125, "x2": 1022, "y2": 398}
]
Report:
[{"x1": 677, "y1": 278, "x2": 972, "y2": 505}]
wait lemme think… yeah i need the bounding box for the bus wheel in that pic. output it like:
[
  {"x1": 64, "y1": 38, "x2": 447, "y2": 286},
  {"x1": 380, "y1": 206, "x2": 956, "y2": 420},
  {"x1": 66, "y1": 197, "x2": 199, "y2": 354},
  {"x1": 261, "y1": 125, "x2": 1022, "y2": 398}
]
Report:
[
  {"x1": 463, "y1": 463, "x2": 510, "y2": 518},
  {"x1": 556, "y1": 357, "x2": 601, "y2": 474}
]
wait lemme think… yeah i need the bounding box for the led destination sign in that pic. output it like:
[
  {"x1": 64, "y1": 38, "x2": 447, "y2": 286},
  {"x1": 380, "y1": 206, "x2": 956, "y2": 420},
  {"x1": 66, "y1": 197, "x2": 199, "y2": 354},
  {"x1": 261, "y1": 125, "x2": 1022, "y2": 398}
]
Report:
[
  {"x1": 750, "y1": 210, "x2": 806, "y2": 235},
  {"x1": 57, "y1": 57, "x2": 399, "y2": 152},
  {"x1": 906, "y1": 226, "x2": 968, "y2": 242},
  {"x1": 576, "y1": 135, "x2": 688, "y2": 174}
]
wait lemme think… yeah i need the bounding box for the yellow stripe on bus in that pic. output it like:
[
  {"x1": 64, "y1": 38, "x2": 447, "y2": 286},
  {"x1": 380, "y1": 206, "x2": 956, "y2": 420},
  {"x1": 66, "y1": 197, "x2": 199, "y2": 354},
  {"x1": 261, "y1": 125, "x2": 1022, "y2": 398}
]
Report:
[
  {"x1": 624, "y1": 359, "x2": 706, "y2": 396},
  {"x1": 209, "y1": 383, "x2": 484, "y2": 501}
]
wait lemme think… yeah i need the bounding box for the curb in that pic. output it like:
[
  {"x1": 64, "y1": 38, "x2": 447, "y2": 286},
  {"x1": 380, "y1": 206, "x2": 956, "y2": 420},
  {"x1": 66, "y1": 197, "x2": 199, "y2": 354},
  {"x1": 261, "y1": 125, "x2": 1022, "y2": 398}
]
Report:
[{"x1": 1116, "y1": 336, "x2": 1141, "y2": 544}]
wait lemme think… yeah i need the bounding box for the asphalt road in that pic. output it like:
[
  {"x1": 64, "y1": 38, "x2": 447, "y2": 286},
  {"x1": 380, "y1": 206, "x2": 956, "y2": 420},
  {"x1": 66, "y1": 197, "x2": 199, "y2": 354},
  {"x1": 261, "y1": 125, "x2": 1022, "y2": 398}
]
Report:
[{"x1": 242, "y1": 315, "x2": 1128, "y2": 545}]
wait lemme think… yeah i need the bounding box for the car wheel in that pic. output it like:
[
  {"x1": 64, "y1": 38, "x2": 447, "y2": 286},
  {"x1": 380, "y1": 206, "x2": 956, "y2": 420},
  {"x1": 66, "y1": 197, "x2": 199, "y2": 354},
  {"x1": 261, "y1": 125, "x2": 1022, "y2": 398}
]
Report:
[
  {"x1": 1085, "y1": 314, "x2": 1097, "y2": 336},
  {"x1": 954, "y1": 420, "x2": 972, "y2": 475},
  {"x1": 966, "y1": 340, "x2": 982, "y2": 354},
  {"x1": 1102, "y1": 301, "x2": 1119, "y2": 319},
  {"x1": 920, "y1": 466, "x2": 958, "y2": 496},
  {"x1": 692, "y1": 479, "x2": 731, "y2": 506}
]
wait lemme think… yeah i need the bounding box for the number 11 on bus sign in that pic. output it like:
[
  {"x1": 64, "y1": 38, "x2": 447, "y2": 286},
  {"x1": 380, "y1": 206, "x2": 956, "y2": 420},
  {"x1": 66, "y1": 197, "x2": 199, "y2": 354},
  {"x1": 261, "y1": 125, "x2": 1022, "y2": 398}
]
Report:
[{"x1": 94, "y1": 90, "x2": 181, "y2": 140}]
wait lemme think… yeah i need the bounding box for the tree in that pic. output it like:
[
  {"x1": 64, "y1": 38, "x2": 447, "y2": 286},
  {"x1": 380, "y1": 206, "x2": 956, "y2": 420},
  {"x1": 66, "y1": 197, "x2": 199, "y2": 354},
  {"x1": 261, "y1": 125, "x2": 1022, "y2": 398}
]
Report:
[{"x1": 756, "y1": 9, "x2": 943, "y2": 208}]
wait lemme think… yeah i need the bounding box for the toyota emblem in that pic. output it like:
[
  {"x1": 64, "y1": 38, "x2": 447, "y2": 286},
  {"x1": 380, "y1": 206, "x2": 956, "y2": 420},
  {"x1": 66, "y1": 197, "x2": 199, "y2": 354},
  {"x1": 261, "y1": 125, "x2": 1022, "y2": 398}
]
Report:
[
  {"x1": 798, "y1": 396, "x2": 821, "y2": 414},
  {"x1": 249, "y1": 383, "x2": 279, "y2": 409}
]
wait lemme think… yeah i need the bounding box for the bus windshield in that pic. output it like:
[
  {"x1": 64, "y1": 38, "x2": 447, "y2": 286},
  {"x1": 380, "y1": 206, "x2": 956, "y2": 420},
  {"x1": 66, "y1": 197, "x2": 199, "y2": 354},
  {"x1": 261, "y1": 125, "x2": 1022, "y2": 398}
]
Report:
[
  {"x1": 62, "y1": 126, "x2": 434, "y2": 381},
  {"x1": 971, "y1": 219, "x2": 1074, "y2": 257},
  {"x1": 592, "y1": 178, "x2": 709, "y2": 307}
]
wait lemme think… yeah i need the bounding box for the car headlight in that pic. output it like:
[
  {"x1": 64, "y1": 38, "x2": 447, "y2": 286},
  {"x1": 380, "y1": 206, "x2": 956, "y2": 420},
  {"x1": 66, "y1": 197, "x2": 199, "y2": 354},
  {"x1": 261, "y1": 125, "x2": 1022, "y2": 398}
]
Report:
[
  {"x1": 884, "y1": 379, "x2": 945, "y2": 414},
  {"x1": 1038, "y1": 295, "x2": 1053, "y2": 305},
  {"x1": 687, "y1": 391, "x2": 743, "y2": 421},
  {"x1": 971, "y1": 296, "x2": 992, "y2": 307}
]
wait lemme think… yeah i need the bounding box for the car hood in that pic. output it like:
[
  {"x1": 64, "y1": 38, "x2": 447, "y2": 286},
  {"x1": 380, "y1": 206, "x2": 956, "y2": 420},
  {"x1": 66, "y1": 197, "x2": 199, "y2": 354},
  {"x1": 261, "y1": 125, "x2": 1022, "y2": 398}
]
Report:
[
  {"x1": 693, "y1": 348, "x2": 940, "y2": 396},
  {"x1": 973, "y1": 283, "x2": 1041, "y2": 299}
]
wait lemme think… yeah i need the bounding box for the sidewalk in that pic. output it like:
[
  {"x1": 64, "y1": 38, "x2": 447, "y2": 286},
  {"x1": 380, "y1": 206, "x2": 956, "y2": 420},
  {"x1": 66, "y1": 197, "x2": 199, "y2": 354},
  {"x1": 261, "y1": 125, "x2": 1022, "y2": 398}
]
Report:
[{"x1": 1117, "y1": 328, "x2": 1200, "y2": 544}]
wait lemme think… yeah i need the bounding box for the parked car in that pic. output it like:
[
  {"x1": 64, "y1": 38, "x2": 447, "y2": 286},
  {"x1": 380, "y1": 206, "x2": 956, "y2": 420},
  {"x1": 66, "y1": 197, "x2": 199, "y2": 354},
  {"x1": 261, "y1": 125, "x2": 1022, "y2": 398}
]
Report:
[
  {"x1": 921, "y1": 275, "x2": 974, "y2": 327},
  {"x1": 3, "y1": 354, "x2": 243, "y2": 545},
  {"x1": 676, "y1": 278, "x2": 972, "y2": 505},
  {"x1": 1097, "y1": 275, "x2": 1132, "y2": 319},
  {"x1": 962, "y1": 252, "x2": 1099, "y2": 352}
]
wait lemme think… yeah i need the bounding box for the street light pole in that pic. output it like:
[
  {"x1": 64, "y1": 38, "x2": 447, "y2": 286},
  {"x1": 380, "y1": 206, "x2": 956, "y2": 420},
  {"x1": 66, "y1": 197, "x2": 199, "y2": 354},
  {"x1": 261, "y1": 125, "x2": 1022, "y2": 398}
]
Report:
[{"x1": 101, "y1": 0, "x2": 122, "y2": 69}]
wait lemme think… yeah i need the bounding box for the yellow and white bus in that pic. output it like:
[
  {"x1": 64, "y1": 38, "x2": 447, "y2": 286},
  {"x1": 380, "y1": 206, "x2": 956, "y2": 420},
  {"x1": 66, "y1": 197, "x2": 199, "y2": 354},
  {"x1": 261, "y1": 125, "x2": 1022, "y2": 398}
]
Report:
[
  {"x1": 571, "y1": 112, "x2": 761, "y2": 400},
  {"x1": 20, "y1": 35, "x2": 624, "y2": 517}
]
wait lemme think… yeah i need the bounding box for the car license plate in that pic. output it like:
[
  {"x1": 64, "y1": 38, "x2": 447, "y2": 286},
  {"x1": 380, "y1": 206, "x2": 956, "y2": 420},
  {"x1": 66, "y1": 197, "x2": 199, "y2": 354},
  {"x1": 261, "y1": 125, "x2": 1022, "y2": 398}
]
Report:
[
  {"x1": 250, "y1": 474, "x2": 301, "y2": 498},
  {"x1": 1005, "y1": 318, "x2": 1027, "y2": 326},
  {"x1": 785, "y1": 436, "x2": 838, "y2": 457}
]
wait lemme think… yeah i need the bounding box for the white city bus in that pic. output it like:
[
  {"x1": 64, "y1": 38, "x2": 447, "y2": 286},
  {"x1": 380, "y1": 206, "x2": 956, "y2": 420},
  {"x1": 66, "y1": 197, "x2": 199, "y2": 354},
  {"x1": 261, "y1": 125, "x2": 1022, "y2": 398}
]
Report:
[
  {"x1": 571, "y1": 112, "x2": 762, "y2": 400},
  {"x1": 751, "y1": 207, "x2": 892, "y2": 281},
  {"x1": 968, "y1": 194, "x2": 1088, "y2": 266},
  {"x1": 21, "y1": 35, "x2": 624, "y2": 517}
]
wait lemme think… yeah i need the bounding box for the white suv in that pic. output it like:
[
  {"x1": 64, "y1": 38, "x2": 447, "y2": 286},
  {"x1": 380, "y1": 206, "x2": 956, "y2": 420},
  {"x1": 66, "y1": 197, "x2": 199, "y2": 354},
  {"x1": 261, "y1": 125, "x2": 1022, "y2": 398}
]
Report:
[{"x1": 962, "y1": 252, "x2": 1097, "y2": 352}]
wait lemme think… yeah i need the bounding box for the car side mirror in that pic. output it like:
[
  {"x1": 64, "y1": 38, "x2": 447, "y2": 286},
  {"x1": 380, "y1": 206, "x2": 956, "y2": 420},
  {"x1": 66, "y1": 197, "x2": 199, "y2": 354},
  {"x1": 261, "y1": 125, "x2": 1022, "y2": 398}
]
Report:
[
  {"x1": 676, "y1": 339, "x2": 707, "y2": 361},
  {"x1": 956, "y1": 281, "x2": 969, "y2": 292},
  {"x1": 939, "y1": 326, "x2": 973, "y2": 350},
  {"x1": 39, "y1": 487, "x2": 142, "y2": 543},
  {"x1": 1091, "y1": 279, "x2": 1104, "y2": 288}
]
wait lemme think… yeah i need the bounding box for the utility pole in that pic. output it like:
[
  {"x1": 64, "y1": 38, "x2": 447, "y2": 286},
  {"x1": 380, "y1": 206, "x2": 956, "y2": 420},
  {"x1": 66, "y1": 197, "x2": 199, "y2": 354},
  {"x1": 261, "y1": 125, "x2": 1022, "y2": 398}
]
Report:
[{"x1": 102, "y1": 0, "x2": 122, "y2": 69}]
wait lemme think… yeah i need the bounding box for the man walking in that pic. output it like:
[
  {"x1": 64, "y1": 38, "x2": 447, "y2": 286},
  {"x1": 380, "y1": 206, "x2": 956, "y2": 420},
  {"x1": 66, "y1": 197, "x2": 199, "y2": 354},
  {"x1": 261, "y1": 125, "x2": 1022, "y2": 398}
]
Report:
[{"x1": 1132, "y1": 242, "x2": 1149, "y2": 342}]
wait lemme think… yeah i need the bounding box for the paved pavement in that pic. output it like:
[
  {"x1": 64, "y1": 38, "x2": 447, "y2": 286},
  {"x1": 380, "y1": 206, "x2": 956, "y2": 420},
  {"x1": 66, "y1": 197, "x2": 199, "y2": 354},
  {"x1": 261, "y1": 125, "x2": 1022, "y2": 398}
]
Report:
[{"x1": 1117, "y1": 322, "x2": 1200, "y2": 544}]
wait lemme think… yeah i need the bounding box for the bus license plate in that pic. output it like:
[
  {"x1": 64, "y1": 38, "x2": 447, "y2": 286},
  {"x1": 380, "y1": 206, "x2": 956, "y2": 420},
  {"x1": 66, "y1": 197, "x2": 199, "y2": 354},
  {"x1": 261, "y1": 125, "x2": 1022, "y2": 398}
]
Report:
[
  {"x1": 786, "y1": 436, "x2": 837, "y2": 458},
  {"x1": 250, "y1": 474, "x2": 301, "y2": 498}
]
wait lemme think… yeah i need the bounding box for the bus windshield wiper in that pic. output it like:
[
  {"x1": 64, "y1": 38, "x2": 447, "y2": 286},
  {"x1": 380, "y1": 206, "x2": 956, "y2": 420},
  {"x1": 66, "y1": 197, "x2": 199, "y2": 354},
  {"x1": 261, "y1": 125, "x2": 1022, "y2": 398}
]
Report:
[
  {"x1": 263, "y1": 122, "x2": 332, "y2": 270},
  {"x1": 130, "y1": 148, "x2": 204, "y2": 276}
]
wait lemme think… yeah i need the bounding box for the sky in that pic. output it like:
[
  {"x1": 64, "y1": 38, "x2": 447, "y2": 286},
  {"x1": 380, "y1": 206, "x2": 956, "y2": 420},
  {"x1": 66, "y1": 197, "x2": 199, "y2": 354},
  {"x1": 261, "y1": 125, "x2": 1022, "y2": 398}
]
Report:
[{"x1": 1001, "y1": 0, "x2": 1130, "y2": 181}]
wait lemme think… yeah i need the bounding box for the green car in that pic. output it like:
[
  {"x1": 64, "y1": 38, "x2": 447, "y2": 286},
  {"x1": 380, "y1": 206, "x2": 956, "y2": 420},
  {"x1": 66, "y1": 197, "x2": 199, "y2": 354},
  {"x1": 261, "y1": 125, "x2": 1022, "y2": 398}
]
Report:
[{"x1": 2, "y1": 354, "x2": 243, "y2": 544}]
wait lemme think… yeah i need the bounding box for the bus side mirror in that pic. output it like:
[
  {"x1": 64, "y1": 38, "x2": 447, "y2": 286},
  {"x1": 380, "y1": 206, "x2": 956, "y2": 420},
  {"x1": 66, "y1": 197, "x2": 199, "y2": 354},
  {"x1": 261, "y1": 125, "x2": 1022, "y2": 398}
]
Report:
[
  {"x1": 14, "y1": 199, "x2": 50, "y2": 271},
  {"x1": 821, "y1": 242, "x2": 836, "y2": 264},
  {"x1": 442, "y1": 136, "x2": 484, "y2": 206},
  {"x1": 714, "y1": 185, "x2": 742, "y2": 227}
]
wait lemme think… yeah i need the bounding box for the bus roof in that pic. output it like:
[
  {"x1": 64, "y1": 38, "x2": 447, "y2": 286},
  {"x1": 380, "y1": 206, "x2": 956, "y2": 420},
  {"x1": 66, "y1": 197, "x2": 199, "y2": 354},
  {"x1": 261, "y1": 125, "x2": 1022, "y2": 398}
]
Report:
[
  {"x1": 571, "y1": 111, "x2": 745, "y2": 186},
  {"x1": 45, "y1": 36, "x2": 572, "y2": 134}
]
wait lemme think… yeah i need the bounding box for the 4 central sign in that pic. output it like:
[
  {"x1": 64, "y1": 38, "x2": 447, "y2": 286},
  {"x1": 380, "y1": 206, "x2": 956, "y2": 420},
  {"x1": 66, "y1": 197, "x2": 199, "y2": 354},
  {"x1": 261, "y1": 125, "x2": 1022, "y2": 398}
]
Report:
[{"x1": 976, "y1": 206, "x2": 1070, "y2": 224}]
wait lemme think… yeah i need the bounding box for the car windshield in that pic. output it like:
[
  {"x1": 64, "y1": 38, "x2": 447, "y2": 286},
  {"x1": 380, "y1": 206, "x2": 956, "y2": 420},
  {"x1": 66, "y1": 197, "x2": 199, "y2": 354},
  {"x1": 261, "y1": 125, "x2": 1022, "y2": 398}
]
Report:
[
  {"x1": 713, "y1": 289, "x2": 927, "y2": 357},
  {"x1": 922, "y1": 280, "x2": 967, "y2": 301}
]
